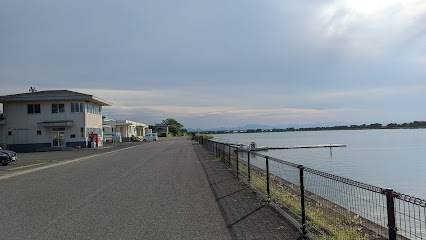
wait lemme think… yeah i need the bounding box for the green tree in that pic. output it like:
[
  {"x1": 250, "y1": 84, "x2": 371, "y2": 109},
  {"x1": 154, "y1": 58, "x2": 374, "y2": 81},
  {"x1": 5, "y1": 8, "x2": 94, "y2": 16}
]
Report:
[{"x1": 162, "y1": 118, "x2": 184, "y2": 136}]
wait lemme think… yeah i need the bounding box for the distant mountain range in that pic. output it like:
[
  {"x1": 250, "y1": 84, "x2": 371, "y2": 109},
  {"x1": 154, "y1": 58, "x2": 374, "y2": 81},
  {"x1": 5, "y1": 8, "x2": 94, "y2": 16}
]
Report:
[{"x1": 187, "y1": 122, "x2": 354, "y2": 132}]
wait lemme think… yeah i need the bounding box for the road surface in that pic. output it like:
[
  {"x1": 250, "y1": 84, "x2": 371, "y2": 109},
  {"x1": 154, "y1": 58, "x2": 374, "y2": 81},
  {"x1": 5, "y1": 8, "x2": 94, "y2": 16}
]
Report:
[{"x1": 0, "y1": 137, "x2": 301, "y2": 239}]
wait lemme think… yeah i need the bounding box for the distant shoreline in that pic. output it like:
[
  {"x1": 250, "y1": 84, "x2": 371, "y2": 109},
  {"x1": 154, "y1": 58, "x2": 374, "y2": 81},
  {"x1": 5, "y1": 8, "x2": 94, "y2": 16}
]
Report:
[{"x1": 193, "y1": 121, "x2": 426, "y2": 134}]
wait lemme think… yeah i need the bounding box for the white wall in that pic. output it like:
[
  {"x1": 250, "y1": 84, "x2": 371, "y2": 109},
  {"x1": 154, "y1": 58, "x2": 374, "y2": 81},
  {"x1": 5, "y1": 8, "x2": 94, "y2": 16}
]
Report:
[
  {"x1": 103, "y1": 119, "x2": 148, "y2": 140},
  {"x1": 1, "y1": 100, "x2": 102, "y2": 147}
]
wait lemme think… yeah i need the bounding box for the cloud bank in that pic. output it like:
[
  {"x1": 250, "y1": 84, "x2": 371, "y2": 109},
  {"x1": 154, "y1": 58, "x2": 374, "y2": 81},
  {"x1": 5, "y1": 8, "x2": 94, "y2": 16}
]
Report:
[{"x1": 0, "y1": 0, "x2": 425, "y2": 128}]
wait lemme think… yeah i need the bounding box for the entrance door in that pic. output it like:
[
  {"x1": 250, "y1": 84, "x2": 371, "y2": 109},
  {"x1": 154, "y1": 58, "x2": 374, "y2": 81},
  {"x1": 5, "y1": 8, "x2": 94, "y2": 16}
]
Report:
[{"x1": 52, "y1": 131, "x2": 65, "y2": 147}]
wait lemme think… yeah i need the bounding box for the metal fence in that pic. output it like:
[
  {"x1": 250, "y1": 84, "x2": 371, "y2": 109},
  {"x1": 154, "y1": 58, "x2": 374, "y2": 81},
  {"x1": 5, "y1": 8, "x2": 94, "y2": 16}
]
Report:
[{"x1": 194, "y1": 136, "x2": 426, "y2": 240}]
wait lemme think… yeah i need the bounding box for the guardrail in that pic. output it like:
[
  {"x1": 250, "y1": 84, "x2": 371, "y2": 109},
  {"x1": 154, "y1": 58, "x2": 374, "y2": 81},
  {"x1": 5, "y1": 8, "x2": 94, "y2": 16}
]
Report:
[{"x1": 194, "y1": 136, "x2": 426, "y2": 240}]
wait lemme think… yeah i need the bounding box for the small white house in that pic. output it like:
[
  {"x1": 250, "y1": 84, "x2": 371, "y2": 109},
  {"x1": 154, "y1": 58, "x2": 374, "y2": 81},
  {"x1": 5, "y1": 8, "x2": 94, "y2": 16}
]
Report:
[
  {"x1": 102, "y1": 117, "x2": 148, "y2": 142},
  {"x1": 0, "y1": 90, "x2": 111, "y2": 152}
]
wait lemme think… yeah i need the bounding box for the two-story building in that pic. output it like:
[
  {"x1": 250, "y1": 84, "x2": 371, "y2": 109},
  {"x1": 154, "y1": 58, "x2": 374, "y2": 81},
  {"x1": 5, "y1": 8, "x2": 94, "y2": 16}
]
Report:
[{"x1": 0, "y1": 90, "x2": 111, "y2": 152}]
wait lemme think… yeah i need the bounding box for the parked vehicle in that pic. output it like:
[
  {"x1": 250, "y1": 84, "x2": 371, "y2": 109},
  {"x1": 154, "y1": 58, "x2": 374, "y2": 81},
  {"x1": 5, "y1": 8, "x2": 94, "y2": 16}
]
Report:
[
  {"x1": 143, "y1": 133, "x2": 158, "y2": 141},
  {"x1": 0, "y1": 147, "x2": 17, "y2": 166}
]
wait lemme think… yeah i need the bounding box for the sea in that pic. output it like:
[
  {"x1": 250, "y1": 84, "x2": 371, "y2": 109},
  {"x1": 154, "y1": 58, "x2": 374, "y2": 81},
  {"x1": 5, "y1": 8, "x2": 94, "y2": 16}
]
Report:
[{"x1": 212, "y1": 129, "x2": 426, "y2": 199}]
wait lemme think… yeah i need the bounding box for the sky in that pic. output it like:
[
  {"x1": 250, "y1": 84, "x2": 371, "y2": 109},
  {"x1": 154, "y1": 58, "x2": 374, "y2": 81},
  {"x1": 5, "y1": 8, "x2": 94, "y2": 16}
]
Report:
[{"x1": 0, "y1": 0, "x2": 425, "y2": 129}]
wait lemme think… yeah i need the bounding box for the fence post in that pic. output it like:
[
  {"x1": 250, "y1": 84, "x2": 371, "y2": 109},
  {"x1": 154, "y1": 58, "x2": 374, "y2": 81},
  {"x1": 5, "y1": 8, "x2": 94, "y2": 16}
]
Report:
[
  {"x1": 266, "y1": 156, "x2": 270, "y2": 202},
  {"x1": 247, "y1": 151, "x2": 251, "y2": 183},
  {"x1": 236, "y1": 149, "x2": 239, "y2": 178},
  {"x1": 228, "y1": 144, "x2": 232, "y2": 168},
  {"x1": 385, "y1": 188, "x2": 397, "y2": 240},
  {"x1": 298, "y1": 165, "x2": 307, "y2": 236},
  {"x1": 223, "y1": 143, "x2": 225, "y2": 161}
]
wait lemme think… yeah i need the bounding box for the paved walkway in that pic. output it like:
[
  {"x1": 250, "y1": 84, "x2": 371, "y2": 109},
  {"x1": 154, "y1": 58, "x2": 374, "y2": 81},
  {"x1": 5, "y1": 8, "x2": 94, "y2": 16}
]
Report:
[{"x1": 192, "y1": 140, "x2": 303, "y2": 239}]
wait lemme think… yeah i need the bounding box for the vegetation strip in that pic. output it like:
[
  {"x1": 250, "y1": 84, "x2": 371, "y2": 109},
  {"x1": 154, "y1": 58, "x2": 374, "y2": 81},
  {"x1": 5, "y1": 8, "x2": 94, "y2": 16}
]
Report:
[{"x1": 212, "y1": 142, "x2": 388, "y2": 239}]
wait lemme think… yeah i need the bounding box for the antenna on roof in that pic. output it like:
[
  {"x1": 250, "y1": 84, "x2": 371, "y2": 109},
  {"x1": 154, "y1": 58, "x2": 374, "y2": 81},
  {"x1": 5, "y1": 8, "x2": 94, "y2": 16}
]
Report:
[{"x1": 29, "y1": 87, "x2": 37, "y2": 92}]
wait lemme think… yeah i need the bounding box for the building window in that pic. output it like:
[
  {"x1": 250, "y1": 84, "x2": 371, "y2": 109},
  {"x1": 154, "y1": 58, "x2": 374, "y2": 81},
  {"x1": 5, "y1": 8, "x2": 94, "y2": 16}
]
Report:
[
  {"x1": 37, "y1": 130, "x2": 41, "y2": 135},
  {"x1": 81, "y1": 128, "x2": 84, "y2": 138},
  {"x1": 8, "y1": 131, "x2": 12, "y2": 136},
  {"x1": 52, "y1": 104, "x2": 65, "y2": 113},
  {"x1": 70, "y1": 134, "x2": 76, "y2": 138},
  {"x1": 27, "y1": 104, "x2": 41, "y2": 114},
  {"x1": 84, "y1": 103, "x2": 101, "y2": 115},
  {"x1": 85, "y1": 103, "x2": 92, "y2": 114},
  {"x1": 71, "y1": 103, "x2": 84, "y2": 113}
]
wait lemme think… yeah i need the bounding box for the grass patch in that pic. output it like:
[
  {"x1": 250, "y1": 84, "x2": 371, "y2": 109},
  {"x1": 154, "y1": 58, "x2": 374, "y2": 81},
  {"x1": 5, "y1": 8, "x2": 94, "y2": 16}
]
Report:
[
  {"x1": 195, "y1": 133, "x2": 214, "y2": 139},
  {"x1": 223, "y1": 154, "x2": 379, "y2": 239}
]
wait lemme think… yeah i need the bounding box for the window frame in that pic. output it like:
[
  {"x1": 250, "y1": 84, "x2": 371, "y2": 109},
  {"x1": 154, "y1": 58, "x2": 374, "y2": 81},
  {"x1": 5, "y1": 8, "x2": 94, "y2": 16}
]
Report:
[
  {"x1": 52, "y1": 103, "x2": 65, "y2": 113},
  {"x1": 71, "y1": 103, "x2": 85, "y2": 113},
  {"x1": 27, "y1": 104, "x2": 41, "y2": 114}
]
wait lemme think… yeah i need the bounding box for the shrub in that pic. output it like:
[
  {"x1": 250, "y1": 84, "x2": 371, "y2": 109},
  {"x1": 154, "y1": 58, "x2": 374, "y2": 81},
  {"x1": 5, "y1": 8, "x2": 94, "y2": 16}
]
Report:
[
  {"x1": 195, "y1": 133, "x2": 214, "y2": 139},
  {"x1": 130, "y1": 135, "x2": 140, "y2": 142}
]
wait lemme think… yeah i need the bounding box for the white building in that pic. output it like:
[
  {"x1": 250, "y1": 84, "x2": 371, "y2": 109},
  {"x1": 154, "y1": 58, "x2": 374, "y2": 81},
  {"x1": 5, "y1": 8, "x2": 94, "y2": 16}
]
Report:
[
  {"x1": 0, "y1": 90, "x2": 111, "y2": 152},
  {"x1": 102, "y1": 117, "x2": 148, "y2": 142}
]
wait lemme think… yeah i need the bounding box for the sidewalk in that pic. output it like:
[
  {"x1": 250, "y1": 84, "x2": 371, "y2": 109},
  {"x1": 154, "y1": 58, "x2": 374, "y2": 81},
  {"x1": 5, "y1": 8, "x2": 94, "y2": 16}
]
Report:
[{"x1": 192, "y1": 141, "x2": 304, "y2": 240}]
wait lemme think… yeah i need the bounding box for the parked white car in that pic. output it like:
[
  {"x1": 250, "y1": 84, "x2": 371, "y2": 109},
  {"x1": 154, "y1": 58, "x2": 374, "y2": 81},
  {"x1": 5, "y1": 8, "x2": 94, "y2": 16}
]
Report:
[{"x1": 143, "y1": 133, "x2": 158, "y2": 141}]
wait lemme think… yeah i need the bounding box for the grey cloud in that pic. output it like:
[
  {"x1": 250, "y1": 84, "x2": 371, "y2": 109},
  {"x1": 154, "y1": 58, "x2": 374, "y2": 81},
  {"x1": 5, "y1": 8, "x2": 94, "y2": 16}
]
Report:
[{"x1": 1, "y1": 0, "x2": 425, "y2": 128}]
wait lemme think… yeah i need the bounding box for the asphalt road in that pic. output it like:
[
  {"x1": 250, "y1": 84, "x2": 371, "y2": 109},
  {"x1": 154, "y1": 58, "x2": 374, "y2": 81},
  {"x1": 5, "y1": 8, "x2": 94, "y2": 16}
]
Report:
[
  {"x1": 0, "y1": 137, "x2": 231, "y2": 240},
  {"x1": 0, "y1": 142, "x2": 145, "y2": 177}
]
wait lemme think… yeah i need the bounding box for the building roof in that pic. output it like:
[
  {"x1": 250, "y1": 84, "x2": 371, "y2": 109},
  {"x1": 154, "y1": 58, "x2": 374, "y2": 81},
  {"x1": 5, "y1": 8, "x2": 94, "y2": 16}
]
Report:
[
  {"x1": 0, "y1": 90, "x2": 112, "y2": 106},
  {"x1": 103, "y1": 118, "x2": 148, "y2": 127}
]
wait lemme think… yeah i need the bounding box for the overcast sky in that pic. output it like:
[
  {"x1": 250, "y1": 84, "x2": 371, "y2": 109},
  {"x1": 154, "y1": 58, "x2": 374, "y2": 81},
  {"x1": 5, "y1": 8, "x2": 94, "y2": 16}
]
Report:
[{"x1": 1, "y1": 0, "x2": 425, "y2": 129}]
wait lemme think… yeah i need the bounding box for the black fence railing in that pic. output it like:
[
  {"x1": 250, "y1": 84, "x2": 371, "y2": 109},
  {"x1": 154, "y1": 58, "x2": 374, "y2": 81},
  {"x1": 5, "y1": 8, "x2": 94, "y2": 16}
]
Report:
[{"x1": 194, "y1": 136, "x2": 426, "y2": 240}]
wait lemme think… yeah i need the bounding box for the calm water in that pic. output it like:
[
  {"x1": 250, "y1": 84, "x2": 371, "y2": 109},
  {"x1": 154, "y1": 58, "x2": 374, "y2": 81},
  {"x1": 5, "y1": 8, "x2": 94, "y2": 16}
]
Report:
[{"x1": 212, "y1": 129, "x2": 426, "y2": 199}]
